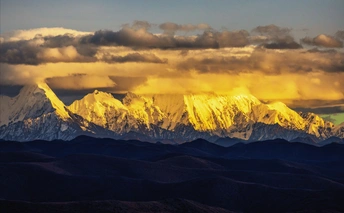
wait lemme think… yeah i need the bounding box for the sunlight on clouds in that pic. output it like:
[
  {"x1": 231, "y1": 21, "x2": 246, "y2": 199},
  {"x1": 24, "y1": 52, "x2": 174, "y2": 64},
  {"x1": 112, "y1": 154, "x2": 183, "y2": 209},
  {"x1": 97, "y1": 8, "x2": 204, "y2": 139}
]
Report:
[
  {"x1": 37, "y1": 46, "x2": 82, "y2": 62},
  {"x1": 0, "y1": 28, "x2": 92, "y2": 42},
  {"x1": 47, "y1": 75, "x2": 116, "y2": 90},
  {"x1": 133, "y1": 71, "x2": 344, "y2": 101},
  {"x1": 1, "y1": 47, "x2": 343, "y2": 101},
  {"x1": 0, "y1": 26, "x2": 343, "y2": 109}
]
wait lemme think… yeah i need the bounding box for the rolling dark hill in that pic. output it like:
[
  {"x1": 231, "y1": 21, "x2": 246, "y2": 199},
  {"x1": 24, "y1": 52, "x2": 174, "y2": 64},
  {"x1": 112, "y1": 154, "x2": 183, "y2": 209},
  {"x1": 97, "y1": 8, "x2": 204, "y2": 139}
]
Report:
[
  {"x1": 0, "y1": 199, "x2": 234, "y2": 213},
  {"x1": 0, "y1": 136, "x2": 344, "y2": 213}
]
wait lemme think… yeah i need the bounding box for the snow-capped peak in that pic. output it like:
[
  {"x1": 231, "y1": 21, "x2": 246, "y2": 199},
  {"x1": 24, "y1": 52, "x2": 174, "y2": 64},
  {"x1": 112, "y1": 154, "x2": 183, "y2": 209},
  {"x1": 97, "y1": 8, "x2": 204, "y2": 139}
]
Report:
[
  {"x1": 2, "y1": 85, "x2": 340, "y2": 142},
  {"x1": 264, "y1": 101, "x2": 305, "y2": 129},
  {"x1": 333, "y1": 122, "x2": 344, "y2": 138},
  {"x1": 68, "y1": 90, "x2": 130, "y2": 131},
  {"x1": 0, "y1": 82, "x2": 69, "y2": 126},
  {"x1": 84, "y1": 90, "x2": 124, "y2": 107},
  {"x1": 67, "y1": 91, "x2": 336, "y2": 141},
  {"x1": 69, "y1": 90, "x2": 126, "y2": 113},
  {"x1": 36, "y1": 82, "x2": 70, "y2": 119}
]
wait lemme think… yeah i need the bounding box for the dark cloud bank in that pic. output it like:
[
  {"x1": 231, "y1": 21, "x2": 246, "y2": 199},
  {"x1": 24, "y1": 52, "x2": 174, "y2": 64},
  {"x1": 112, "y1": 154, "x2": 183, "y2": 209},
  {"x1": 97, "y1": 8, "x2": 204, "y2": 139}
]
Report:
[
  {"x1": 251, "y1": 24, "x2": 302, "y2": 49},
  {"x1": 1, "y1": 22, "x2": 330, "y2": 65},
  {"x1": 102, "y1": 53, "x2": 167, "y2": 64},
  {"x1": 1, "y1": 22, "x2": 343, "y2": 65},
  {"x1": 176, "y1": 47, "x2": 344, "y2": 74}
]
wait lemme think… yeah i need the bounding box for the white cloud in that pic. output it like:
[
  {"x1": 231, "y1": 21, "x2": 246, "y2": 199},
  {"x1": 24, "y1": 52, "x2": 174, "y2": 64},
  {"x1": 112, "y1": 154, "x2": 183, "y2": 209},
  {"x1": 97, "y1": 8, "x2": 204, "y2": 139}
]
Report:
[{"x1": 0, "y1": 27, "x2": 92, "y2": 42}]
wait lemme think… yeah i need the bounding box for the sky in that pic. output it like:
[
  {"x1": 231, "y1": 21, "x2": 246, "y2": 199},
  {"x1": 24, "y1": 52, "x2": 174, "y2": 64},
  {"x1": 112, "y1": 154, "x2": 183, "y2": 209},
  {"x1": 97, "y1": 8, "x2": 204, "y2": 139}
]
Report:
[
  {"x1": 0, "y1": 0, "x2": 344, "y2": 124},
  {"x1": 1, "y1": 0, "x2": 343, "y2": 36}
]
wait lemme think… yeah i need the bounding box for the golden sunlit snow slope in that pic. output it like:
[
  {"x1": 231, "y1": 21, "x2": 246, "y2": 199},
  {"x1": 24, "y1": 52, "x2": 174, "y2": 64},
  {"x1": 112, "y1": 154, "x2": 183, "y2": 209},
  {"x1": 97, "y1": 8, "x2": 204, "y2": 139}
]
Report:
[{"x1": 68, "y1": 90, "x2": 334, "y2": 140}]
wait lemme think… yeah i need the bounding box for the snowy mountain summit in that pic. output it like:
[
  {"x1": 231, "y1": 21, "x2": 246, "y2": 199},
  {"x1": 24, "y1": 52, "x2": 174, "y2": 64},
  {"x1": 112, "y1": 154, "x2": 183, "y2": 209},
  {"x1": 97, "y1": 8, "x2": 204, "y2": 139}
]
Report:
[
  {"x1": 0, "y1": 83, "x2": 111, "y2": 141},
  {"x1": 0, "y1": 83, "x2": 342, "y2": 144}
]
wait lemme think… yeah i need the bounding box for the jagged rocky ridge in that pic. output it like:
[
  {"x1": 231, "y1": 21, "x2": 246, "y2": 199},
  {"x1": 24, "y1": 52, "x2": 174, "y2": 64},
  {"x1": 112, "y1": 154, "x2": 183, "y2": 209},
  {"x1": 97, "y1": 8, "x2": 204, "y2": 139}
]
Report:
[
  {"x1": 0, "y1": 83, "x2": 115, "y2": 141},
  {"x1": 0, "y1": 83, "x2": 343, "y2": 143}
]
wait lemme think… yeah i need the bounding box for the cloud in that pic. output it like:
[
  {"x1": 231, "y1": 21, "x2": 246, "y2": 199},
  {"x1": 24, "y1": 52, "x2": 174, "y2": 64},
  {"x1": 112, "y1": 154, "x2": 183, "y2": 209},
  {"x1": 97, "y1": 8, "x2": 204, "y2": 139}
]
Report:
[
  {"x1": 291, "y1": 102, "x2": 344, "y2": 124},
  {"x1": 77, "y1": 21, "x2": 247, "y2": 49},
  {"x1": 179, "y1": 50, "x2": 189, "y2": 56},
  {"x1": 0, "y1": 57, "x2": 167, "y2": 86},
  {"x1": 0, "y1": 31, "x2": 98, "y2": 65},
  {"x1": 101, "y1": 53, "x2": 168, "y2": 64},
  {"x1": 251, "y1": 24, "x2": 302, "y2": 49},
  {"x1": 81, "y1": 28, "x2": 173, "y2": 48},
  {"x1": 335, "y1": 30, "x2": 344, "y2": 40},
  {"x1": 45, "y1": 75, "x2": 147, "y2": 98},
  {"x1": 0, "y1": 27, "x2": 252, "y2": 65},
  {"x1": 263, "y1": 41, "x2": 302, "y2": 49},
  {"x1": 1, "y1": 23, "x2": 305, "y2": 66},
  {"x1": 159, "y1": 22, "x2": 211, "y2": 35},
  {"x1": 301, "y1": 34, "x2": 343, "y2": 48},
  {"x1": 81, "y1": 27, "x2": 248, "y2": 49},
  {"x1": 251, "y1": 24, "x2": 294, "y2": 44},
  {"x1": 0, "y1": 40, "x2": 41, "y2": 65},
  {"x1": 306, "y1": 48, "x2": 337, "y2": 53},
  {"x1": 1, "y1": 47, "x2": 343, "y2": 104},
  {"x1": 0, "y1": 27, "x2": 91, "y2": 42},
  {"x1": 46, "y1": 74, "x2": 116, "y2": 90},
  {"x1": 134, "y1": 71, "x2": 344, "y2": 101},
  {"x1": 0, "y1": 39, "x2": 96, "y2": 65},
  {"x1": 295, "y1": 104, "x2": 344, "y2": 115},
  {"x1": 41, "y1": 35, "x2": 78, "y2": 48},
  {"x1": 108, "y1": 76, "x2": 148, "y2": 92},
  {"x1": 215, "y1": 30, "x2": 250, "y2": 47},
  {"x1": 176, "y1": 47, "x2": 344, "y2": 74},
  {"x1": 0, "y1": 34, "x2": 166, "y2": 65},
  {"x1": 176, "y1": 55, "x2": 250, "y2": 73},
  {"x1": 252, "y1": 24, "x2": 291, "y2": 38},
  {"x1": 38, "y1": 46, "x2": 97, "y2": 63},
  {"x1": 1, "y1": 25, "x2": 344, "y2": 110},
  {"x1": 131, "y1": 20, "x2": 153, "y2": 30}
]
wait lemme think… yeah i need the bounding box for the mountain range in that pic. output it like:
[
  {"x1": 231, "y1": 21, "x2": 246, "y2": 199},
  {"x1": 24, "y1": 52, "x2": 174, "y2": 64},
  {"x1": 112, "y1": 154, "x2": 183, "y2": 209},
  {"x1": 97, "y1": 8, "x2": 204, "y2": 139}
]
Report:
[{"x1": 0, "y1": 82, "x2": 343, "y2": 144}]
